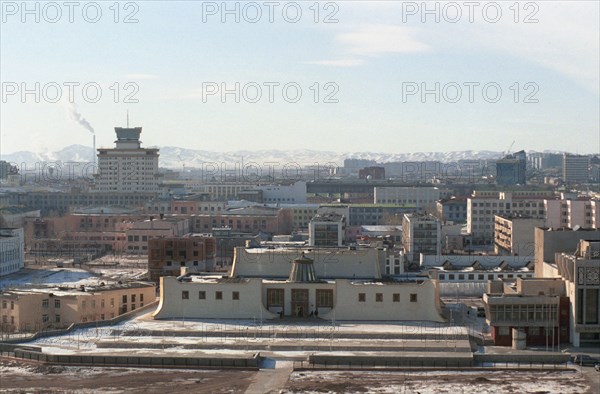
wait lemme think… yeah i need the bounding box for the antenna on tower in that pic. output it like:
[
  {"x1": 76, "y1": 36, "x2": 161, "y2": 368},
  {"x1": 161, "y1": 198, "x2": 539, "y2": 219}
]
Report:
[{"x1": 127, "y1": 110, "x2": 130, "y2": 128}]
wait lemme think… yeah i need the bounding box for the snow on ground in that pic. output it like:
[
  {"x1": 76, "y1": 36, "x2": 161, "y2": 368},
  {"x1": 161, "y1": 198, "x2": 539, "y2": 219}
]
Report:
[
  {"x1": 0, "y1": 268, "x2": 101, "y2": 290},
  {"x1": 285, "y1": 370, "x2": 591, "y2": 394}
]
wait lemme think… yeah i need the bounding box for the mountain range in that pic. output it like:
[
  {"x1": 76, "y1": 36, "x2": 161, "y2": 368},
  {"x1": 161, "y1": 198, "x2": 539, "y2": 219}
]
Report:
[{"x1": 0, "y1": 145, "x2": 564, "y2": 170}]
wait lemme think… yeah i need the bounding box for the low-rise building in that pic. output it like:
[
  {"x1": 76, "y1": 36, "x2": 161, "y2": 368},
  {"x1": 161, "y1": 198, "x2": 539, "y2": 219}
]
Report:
[
  {"x1": 0, "y1": 282, "x2": 155, "y2": 332},
  {"x1": 0, "y1": 228, "x2": 24, "y2": 277},
  {"x1": 483, "y1": 278, "x2": 569, "y2": 347},
  {"x1": 153, "y1": 247, "x2": 445, "y2": 322}
]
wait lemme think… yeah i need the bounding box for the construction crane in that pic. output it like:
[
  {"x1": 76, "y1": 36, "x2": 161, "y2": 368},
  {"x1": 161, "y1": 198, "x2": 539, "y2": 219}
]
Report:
[{"x1": 503, "y1": 140, "x2": 515, "y2": 158}]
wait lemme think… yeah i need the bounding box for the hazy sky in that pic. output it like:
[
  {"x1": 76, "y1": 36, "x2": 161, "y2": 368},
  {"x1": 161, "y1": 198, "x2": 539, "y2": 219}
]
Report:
[{"x1": 1, "y1": 1, "x2": 599, "y2": 155}]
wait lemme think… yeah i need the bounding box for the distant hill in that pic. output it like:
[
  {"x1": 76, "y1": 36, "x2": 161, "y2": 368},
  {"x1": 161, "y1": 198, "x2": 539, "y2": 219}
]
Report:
[{"x1": 0, "y1": 145, "x2": 567, "y2": 169}]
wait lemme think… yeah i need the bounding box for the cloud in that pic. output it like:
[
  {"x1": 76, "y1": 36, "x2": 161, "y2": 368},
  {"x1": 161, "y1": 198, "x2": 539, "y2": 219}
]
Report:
[
  {"x1": 336, "y1": 25, "x2": 431, "y2": 56},
  {"x1": 304, "y1": 59, "x2": 365, "y2": 67},
  {"x1": 125, "y1": 73, "x2": 159, "y2": 80}
]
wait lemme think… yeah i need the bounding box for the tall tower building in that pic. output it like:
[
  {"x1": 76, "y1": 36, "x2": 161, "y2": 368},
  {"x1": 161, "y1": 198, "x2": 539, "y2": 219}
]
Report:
[
  {"x1": 93, "y1": 126, "x2": 161, "y2": 193},
  {"x1": 563, "y1": 154, "x2": 590, "y2": 183}
]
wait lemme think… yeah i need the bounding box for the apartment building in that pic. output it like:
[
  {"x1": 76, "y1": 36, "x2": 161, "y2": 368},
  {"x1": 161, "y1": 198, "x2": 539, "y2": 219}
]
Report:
[
  {"x1": 563, "y1": 154, "x2": 590, "y2": 183},
  {"x1": 125, "y1": 216, "x2": 190, "y2": 254},
  {"x1": 436, "y1": 197, "x2": 467, "y2": 223},
  {"x1": 190, "y1": 206, "x2": 292, "y2": 235},
  {"x1": 374, "y1": 187, "x2": 440, "y2": 208},
  {"x1": 494, "y1": 214, "x2": 545, "y2": 256},
  {"x1": 148, "y1": 235, "x2": 216, "y2": 282},
  {"x1": 467, "y1": 190, "x2": 554, "y2": 244},
  {"x1": 308, "y1": 213, "x2": 345, "y2": 247},
  {"x1": 0, "y1": 282, "x2": 155, "y2": 332},
  {"x1": 545, "y1": 197, "x2": 599, "y2": 229},
  {"x1": 402, "y1": 213, "x2": 441, "y2": 262}
]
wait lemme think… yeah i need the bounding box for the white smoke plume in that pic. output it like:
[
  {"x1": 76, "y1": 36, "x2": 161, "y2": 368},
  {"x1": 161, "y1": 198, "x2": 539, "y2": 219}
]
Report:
[{"x1": 66, "y1": 103, "x2": 94, "y2": 134}]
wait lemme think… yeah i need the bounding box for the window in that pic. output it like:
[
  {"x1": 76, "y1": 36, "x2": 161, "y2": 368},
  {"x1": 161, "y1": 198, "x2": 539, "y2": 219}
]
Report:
[
  {"x1": 132, "y1": 294, "x2": 136, "y2": 303},
  {"x1": 468, "y1": 274, "x2": 474, "y2": 280},
  {"x1": 499, "y1": 327, "x2": 510, "y2": 336},
  {"x1": 182, "y1": 291, "x2": 189, "y2": 300},
  {"x1": 216, "y1": 291, "x2": 223, "y2": 300},
  {"x1": 410, "y1": 294, "x2": 418, "y2": 302},
  {"x1": 316, "y1": 289, "x2": 333, "y2": 308},
  {"x1": 100, "y1": 314, "x2": 105, "y2": 320},
  {"x1": 1, "y1": 301, "x2": 6, "y2": 309},
  {"x1": 1, "y1": 315, "x2": 6, "y2": 323},
  {"x1": 449, "y1": 274, "x2": 455, "y2": 280},
  {"x1": 232, "y1": 291, "x2": 240, "y2": 300},
  {"x1": 199, "y1": 291, "x2": 206, "y2": 300},
  {"x1": 529, "y1": 327, "x2": 540, "y2": 336},
  {"x1": 55, "y1": 315, "x2": 61, "y2": 323},
  {"x1": 55, "y1": 299, "x2": 61, "y2": 308},
  {"x1": 42, "y1": 314, "x2": 49, "y2": 323},
  {"x1": 110, "y1": 298, "x2": 115, "y2": 307},
  {"x1": 122, "y1": 295, "x2": 127, "y2": 304},
  {"x1": 393, "y1": 293, "x2": 400, "y2": 303},
  {"x1": 478, "y1": 274, "x2": 484, "y2": 280},
  {"x1": 267, "y1": 289, "x2": 284, "y2": 307},
  {"x1": 42, "y1": 299, "x2": 49, "y2": 308},
  {"x1": 81, "y1": 301, "x2": 86, "y2": 309},
  {"x1": 140, "y1": 294, "x2": 144, "y2": 302},
  {"x1": 358, "y1": 293, "x2": 366, "y2": 302},
  {"x1": 375, "y1": 293, "x2": 383, "y2": 302},
  {"x1": 100, "y1": 299, "x2": 105, "y2": 308},
  {"x1": 458, "y1": 274, "x2": 465, "y2": 280},
  {"x1": 438, "y1": 274, "x2": 445, "y2": 280}
]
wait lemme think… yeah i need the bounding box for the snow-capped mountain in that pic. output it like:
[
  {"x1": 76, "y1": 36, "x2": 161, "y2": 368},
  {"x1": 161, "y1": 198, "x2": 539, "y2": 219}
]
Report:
[{"x1": 0, "y1": 145, "x2": 561, "y2": 169}]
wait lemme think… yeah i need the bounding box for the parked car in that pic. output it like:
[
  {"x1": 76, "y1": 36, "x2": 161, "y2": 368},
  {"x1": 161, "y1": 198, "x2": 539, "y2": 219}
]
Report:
[{"x1": 572, "y1": 355, "x2": 600, "y2": 366}]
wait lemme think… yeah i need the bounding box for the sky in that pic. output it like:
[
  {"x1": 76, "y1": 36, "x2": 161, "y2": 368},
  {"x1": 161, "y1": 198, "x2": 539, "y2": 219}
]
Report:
[{"x1": 0, "y1": 1, "x2": 599, "y2": 156}]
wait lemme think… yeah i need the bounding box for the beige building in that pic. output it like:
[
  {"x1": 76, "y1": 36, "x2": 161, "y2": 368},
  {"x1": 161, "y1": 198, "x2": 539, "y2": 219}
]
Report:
[
  {"x1": 402, "y1": 213, "x2": 441, "y2": 262},
  {"x1": 152, "y1": 246, "x2": 445, "y2": 322},
  {"x1": 94, "y1": 126, "x2": 161, "y2": 193},
  {"x1": 555, "y1": 240, "x2": 600, "y2": 347},
  {"x1": 494, "y1": 214, "x2": 545, "y2": 256},
  {"x1": 0, "y1": 282, "x2": 155, "y2": 333},
  {"x1": 467, "y1": 190, "x2": 553, "y2": 244}
]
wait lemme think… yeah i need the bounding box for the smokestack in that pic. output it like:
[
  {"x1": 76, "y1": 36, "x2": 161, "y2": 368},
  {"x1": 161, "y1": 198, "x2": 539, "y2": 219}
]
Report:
[{"x1": 92, "y1": 134, "x2": 96, "y2": 168}]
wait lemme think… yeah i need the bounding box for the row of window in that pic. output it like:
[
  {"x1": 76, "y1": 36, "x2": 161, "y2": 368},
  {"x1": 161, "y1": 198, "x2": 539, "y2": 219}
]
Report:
[
  {"x1": 182, "y1": 290, "x2": 239, "y2": 301},
  {"x1": 438, "y1": 273, "x2": 533, "y2": 281},
  {"x1": 358, "y1": 293, "x2": 418, "y2": 303}
]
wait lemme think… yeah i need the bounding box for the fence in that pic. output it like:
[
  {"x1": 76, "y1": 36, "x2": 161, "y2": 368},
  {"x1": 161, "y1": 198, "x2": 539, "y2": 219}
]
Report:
[
  {"x1": 293, "y1": 359, "x2": 574, "y2": 371},
  {"x1": 0, "y1": 347, "x2": 260, "y2": 370}
]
